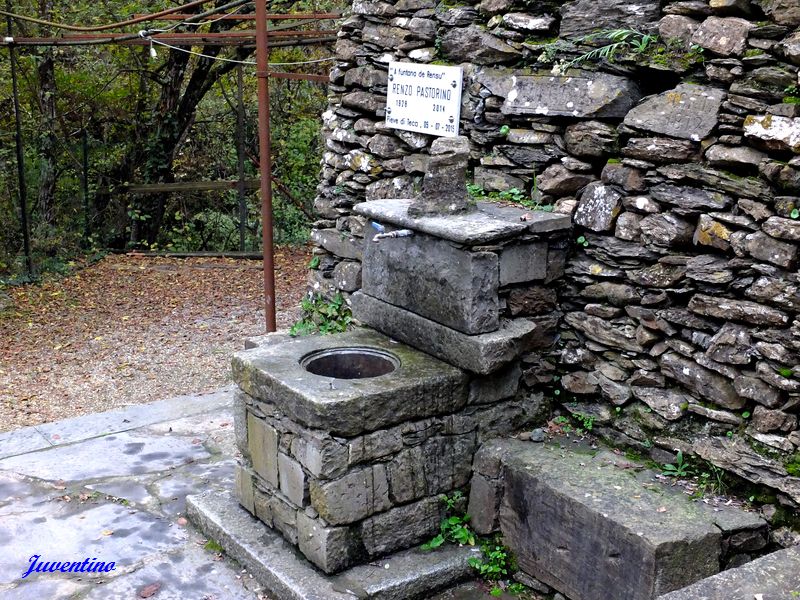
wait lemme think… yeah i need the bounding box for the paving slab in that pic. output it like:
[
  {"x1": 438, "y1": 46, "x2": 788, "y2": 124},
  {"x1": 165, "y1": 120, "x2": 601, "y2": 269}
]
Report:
[
  {"x1": 85, "y1": 477, "x2": 155, "y2": 507},
  {"x1": 0, "y1": 427, "x2": 50, "y2": 461},
  {"x1": 0, "y1": 430, "x2": 211, "y2": 482},
  {"x1": 0, "y1": 386, "x2": 234, "y2": 459},
  {"x1": 80, "y1": 543, "x2": 259, "y2": 600},
  {"x1": 0, "y1": 388, "x2": 264, "y2": 600},
  {"x1": 188, "y1": 489, "x2": 478, "y2": 600},
  {"x1": 151, "y1": 459, "x2": 236, "y2": 516},
  {"x1": 0, "y1": 498, "x2": 187, "y2": 581},
  {"x1": 0, "y1": 577, "x2": 88, "y2": 600},
  {"x1": 657, "y1": 546, "x2": 800, "y2": 600}
]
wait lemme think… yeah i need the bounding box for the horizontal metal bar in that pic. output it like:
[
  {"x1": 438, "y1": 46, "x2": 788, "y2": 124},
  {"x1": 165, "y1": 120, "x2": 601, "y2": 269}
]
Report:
[
  {"x1": 4, "y1": 32, "x2": 337, "y2": 46},
  {"x1": 25, "y1": 29, "x2": 330, "y2": 40},
  {"x1": 268, "y1": 71, "x2": 329, "y2": 82},
  {"x1": 133, "y1": 11, "x2": 342, "y2": 20},
  {"x1": 121, "y1": 179, "x2": 261, "y2": 193}
]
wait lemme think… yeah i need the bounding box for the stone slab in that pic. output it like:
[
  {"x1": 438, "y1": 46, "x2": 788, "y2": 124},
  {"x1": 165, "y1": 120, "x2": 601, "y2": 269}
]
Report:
[
  {"x1": 231, "y1": 328, "x2": 468, "y2": 436},
  {"x1": 0, "y1": 393, "x2": 269, "y2": 600},
  {"x1": 0, "y1": 428, "x2": 49, "y2": 462},
  {"x1": 494, "y1": 439, "x2": 727, "y2": 600},
  {"x1": 502, "y1": 71, "x2": 642, "y2": 118},
  {"x1": 354, "y1": 198, "x2": 570, "y2": 245},
  {"x1": 657, "y1": 546, "x2": 800, "y2": 600},
  {"x1": 0, "y1": 430, "x2": 211, "y2": 482},
  {"x1": 363, "y1": 230, "x2": 500, "y2": 335},
  {"x1": 351, "y1": 293, "x2": 540, "y2": 375},
  {"x1": 624, "y1": 84, "x2": 724, "y2": 141},
  {"x1": 498, "y1": 243, "x2": 547, "y2": 286},
  {"x1": 0, "y1": 387, "x2": 234, "y2": 459},
  {"x1": 0, "y1": 498, "x2": 187, "y2": 584},
  {"x1": 80, "y1": 541, "x2": 258, "y2": 600},
  {"x1": 187, "y1": 489, "x2": 478, "y2": 600}
]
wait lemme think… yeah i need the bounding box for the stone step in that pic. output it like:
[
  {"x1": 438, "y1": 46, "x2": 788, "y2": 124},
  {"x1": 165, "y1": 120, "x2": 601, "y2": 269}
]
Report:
[
  {"x1": 657, "y1": 546, "x2": 800, "y2": 600},
  {"x1": 469, "y1": 439, "x2": 768, "y2": 600},
  {"x1": 187, "y1": 489, "x2": 478, "y2": 600}
]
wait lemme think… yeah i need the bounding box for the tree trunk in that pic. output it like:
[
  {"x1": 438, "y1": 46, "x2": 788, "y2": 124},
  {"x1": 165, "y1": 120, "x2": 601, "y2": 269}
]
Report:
[
  {"x1": 36, "y1": 0, "x2": 57, "y2": 227},
  {"x1": 131, "y1": 43, "x2": 252, "y2": 246}
]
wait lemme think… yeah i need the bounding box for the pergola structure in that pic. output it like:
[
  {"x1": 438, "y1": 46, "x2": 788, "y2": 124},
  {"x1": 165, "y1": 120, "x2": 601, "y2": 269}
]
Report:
[{"x1": 1, "y1": 0, "x2": 340, "y2": 331}]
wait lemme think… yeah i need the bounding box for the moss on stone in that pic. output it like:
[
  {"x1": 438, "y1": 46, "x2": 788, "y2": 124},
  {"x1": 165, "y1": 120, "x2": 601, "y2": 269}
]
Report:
[{"x1": 785, "y1": 453, "x2": 800, "y2": 477}]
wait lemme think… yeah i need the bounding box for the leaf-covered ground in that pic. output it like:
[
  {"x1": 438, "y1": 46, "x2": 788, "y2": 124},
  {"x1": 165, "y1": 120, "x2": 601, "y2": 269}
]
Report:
[{"x1": 0, "y1": 249, "x2": 310, "y2": 433}]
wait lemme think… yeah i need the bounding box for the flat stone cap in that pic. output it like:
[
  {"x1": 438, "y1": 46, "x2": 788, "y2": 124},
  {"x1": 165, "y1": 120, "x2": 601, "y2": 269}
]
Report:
[
  {"x1": 231, "y1": 328, "x2": 468, "y2": 436},
  {"x1": 355, "y1": 198, "x2": 570, "y2": 245}
]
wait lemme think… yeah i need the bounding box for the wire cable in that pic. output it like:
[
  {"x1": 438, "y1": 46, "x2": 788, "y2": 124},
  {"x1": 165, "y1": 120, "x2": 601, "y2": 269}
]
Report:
[
  {"x1": 146, "y1": 36, "x2": 336, "y2": 66},
  {"x1": 0, "y1": 0, "x2": 224, "y2": 32}
]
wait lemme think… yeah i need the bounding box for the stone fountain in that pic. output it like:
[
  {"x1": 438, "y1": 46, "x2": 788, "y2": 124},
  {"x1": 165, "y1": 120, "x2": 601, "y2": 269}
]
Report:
[{"x1": 195, "y1": 136, "x2": 571, "y2": 585}]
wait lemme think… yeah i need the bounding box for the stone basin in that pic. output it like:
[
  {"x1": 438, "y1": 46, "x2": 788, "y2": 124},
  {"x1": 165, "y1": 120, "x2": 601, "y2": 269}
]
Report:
[
  {"x1": 231, "y1": 328, "x2": 468, "y2": 437},
  {"x1": 300, "y1": 346, "x2": 399, "y2": 379}
]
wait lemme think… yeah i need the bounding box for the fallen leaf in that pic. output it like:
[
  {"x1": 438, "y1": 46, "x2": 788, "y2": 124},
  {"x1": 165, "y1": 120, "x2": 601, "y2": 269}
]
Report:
[
  {"x1": 177, "y1": 517, "x2": 188, "y2": 526},
  {"x1": 138, "y1": 581, "x2": 162, "y2": 598},
  {"x1": 656, "y1": 506, "x2": 667, "y2": 513},
  {"x1": 100, "y1": 529, "x2": 114, "y2": 537}
]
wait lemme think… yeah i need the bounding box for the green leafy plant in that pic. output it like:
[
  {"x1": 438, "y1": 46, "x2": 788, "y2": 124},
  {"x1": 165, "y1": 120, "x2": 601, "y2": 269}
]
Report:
[
  {"x1": 552, "y1": 29, "x2": 658, "y2": 74},
  {"x1": 662, "y1": 450, "x2": 692, "y2": 478},
  {"x1": 778, "y1": 367, "x2": 794, "y2": 378},
  {"x1": 576, "y1": 235, "x2": 589, "y2": 248},
  {"x1": 508, "y1": 582, "x2": 528, "y2": 595},
  {"x1": 497, "y1": 188, "x2": 527, "y2": 203},
  {"x1": 289, "y1": 293, "x2": 352, "y2": 336},
  {"x1": 307, "y1": 255, "x2": 321, "y2": 270},
  {"x1": 791, "y1": 208, "x2": 800, "y2": 219},
  {"x1": 421, "y1": 492, "x2": 476, "y2": 551},
  {"x1": 695, "y1": 462, "x2": 727, "y2": 497},
  {"x1": 204, "y1": 539, "x2": 224, "y2": 553},
  {"x1": 573, "y1": 412, "x2": 595, "y2": 432},
  {"x1": 742, "y1": 411, "x2": 751, "y2": 419},
  {"x1": 468, "y1": 536, "x2": 518, "y2": 596},
  {"x1": 499, "y1": 125, "x2": 510, "y2": 136},
  {"x1": 467, "y1": 183, "x2": 486, "y2": 198},
  {"x1": 785, "y1": 453, "x2": 800, "y2": 477}
]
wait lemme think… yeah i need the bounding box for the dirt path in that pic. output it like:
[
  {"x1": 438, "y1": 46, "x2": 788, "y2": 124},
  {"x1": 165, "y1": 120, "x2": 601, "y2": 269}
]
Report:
[{"x1": 0, "y1": 249, "x2": 310, "y2": 432}]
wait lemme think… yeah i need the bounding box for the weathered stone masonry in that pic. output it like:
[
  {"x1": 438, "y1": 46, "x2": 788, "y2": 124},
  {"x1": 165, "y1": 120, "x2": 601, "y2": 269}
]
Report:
[{"x1": 311, "y1": 0, "x2": 800, "y2": 512}]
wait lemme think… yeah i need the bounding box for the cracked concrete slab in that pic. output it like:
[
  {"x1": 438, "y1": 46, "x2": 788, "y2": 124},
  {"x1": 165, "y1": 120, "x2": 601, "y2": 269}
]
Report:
[
  {"x1": 0, "y1": 499, "x2": 188, "y2": 582},
  {"x1": 0, "y1": 430, "x2": 211, "y2": 482},
  {"x1": 0, "y1": 386, "x2": 234, "y2": 459},
  {"x1": 80, "y1": 543, "x2": 259, "y2": 600},
  {"x1": 0, "y1": 388, "x2": 267, "y2": 599}
]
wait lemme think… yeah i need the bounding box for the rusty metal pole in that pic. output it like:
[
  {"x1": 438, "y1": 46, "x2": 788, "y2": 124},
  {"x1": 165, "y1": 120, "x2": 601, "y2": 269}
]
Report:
[{"x1": 255, "y1": 0, "x2": 276, "y2": 332}]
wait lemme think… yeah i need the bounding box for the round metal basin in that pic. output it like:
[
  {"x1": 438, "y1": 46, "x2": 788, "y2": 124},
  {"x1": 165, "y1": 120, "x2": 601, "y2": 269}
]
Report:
[{"x1": 300, "y1": 347, "x2": 400, "y2": 380}]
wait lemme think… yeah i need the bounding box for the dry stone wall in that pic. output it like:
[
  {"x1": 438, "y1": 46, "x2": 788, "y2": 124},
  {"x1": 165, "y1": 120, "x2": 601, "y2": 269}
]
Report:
[{"x1": 312, "y1": 0, "x2": 800, "y2": 508}]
